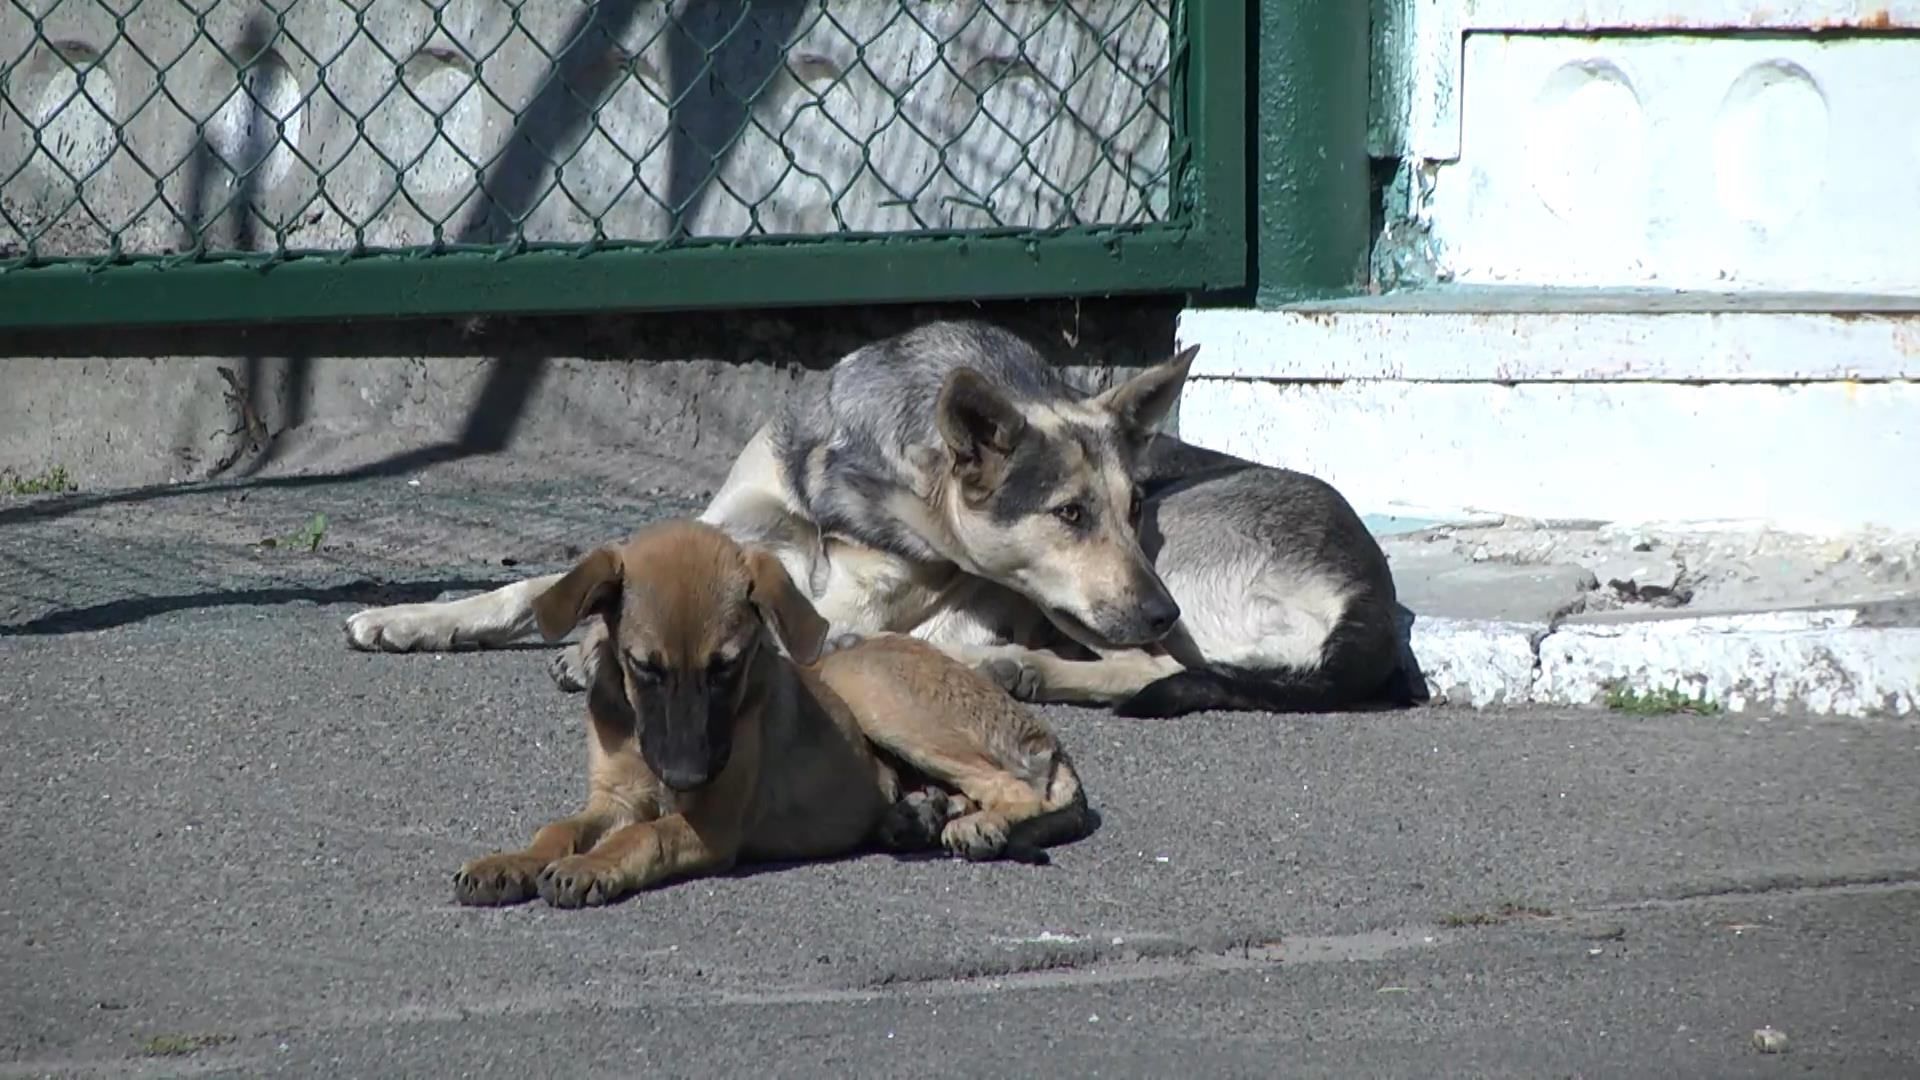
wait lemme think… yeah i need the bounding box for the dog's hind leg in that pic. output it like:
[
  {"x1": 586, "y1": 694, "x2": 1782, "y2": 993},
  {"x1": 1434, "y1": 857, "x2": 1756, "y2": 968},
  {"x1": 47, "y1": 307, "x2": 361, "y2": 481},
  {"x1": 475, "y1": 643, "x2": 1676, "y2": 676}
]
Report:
[
  {"x1": 347, "y1": 572, "x2": 562, "y2": 653},
  {"x1": 867, "y1": 718, "x2": 1082, "y2": 860},
  {"x1": 453, "y1": 797, "x2": 628, "y2": 907}
]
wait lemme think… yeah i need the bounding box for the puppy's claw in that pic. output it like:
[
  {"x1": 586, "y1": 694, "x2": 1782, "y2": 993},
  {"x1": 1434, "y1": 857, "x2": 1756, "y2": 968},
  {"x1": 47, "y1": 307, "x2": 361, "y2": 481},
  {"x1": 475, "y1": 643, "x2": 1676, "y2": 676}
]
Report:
[
  {"x1": 537, "y1": 857, "x2": 625, "y2": 908},
  {"x1": 941, "y1": 811, "x2": 1011, "y2": 861},
  {"x1": 453, "y1": 854, "x2": 544, "y2": 906}
]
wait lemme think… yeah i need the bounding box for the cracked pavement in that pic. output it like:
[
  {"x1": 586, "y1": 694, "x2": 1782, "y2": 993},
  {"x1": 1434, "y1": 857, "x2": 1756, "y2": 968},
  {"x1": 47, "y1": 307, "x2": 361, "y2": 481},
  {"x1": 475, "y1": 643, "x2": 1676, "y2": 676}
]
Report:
[{"x1": 3, "y1": 475, "x2": 1918, "y2": 1078}]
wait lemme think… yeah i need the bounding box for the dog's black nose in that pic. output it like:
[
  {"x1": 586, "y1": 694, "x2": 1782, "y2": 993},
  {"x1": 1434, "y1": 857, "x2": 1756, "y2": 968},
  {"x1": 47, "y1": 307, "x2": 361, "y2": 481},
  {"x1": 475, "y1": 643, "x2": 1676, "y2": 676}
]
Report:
[{"x1": 1142, "y1": 595, "x2": 1181, "y2": 637}]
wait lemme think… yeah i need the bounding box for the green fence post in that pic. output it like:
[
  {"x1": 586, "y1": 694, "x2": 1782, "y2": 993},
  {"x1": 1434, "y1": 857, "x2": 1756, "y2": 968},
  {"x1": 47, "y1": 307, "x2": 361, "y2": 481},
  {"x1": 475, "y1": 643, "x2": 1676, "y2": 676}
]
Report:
[
  {"x1": 1250, "y1": 0, "x2": 1371, "y2": 305},
  {"x1": 1179, "y1": 0, "x2": 1251, "y2": 296}
]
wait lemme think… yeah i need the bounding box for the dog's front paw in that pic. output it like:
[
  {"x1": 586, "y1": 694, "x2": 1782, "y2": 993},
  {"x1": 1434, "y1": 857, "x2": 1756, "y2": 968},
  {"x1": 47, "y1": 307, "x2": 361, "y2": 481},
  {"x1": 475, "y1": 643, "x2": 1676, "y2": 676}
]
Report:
[
  {"x1": 942, "y1": 811, "x2": 1011, "y2": 862},
  {"x1": 536, "y1": 856, "x2": 628, "y2": 909},
  {"x1": 977, "y1": 657, "x2": 1044, "y2": 701},
  {"x1": 345, "y1": 604, "x2": 454, "y2": 652},
  {"x1": 547, "y1": 644, "x2": 595, "y2": 693},
  {"x1": 453, "y1": 852, "x2": 548, "y2": 906},
  {"x1": 816, "y1": 632, "x2": 868, "y2": 659}
]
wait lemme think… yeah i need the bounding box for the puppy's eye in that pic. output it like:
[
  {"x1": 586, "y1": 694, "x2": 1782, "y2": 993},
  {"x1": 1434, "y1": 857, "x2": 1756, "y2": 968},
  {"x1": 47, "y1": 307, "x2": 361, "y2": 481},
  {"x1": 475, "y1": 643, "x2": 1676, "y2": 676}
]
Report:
[
  {"x1": 1128, "y1": 487, "x2": 1144, "y2": 526},
  {"x1": 625, "y1": 655, "x2": 664, "y2": 685},
  {"x1": 1050, "y1": 502, "x2": 1085, "y2": 527}
]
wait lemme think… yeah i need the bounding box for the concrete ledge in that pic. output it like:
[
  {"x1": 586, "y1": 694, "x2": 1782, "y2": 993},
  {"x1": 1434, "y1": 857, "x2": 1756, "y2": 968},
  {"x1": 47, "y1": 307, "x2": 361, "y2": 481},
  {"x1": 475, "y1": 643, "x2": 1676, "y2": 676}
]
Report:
[
  {"x1": 1172, "y1": 300, "x2": 1920, "y2": 533},
  {"x1": 1403, "y1": 616, "x2": 1545, "y2": 707},
  {"x1": 1178, "y1": 300, "x2": 1920, "y2": 382},
  {"x1": 1410, "y1": 607, "x2": 1920, "y2": 718}
]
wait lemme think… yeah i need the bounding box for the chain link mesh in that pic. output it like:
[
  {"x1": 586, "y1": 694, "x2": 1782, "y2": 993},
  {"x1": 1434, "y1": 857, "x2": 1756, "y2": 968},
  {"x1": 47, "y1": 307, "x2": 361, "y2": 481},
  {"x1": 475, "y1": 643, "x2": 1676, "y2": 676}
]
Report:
[{"x1": 1, "y1": 0, "x2": 1179, "y2": 273}]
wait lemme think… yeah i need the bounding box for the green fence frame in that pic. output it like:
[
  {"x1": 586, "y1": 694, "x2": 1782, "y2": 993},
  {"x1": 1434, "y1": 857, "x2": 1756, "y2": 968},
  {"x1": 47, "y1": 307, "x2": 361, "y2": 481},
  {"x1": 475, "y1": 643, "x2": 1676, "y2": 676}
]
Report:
[{"x1": 0, "y1": 0, "x2": 1374, "y2": 330}]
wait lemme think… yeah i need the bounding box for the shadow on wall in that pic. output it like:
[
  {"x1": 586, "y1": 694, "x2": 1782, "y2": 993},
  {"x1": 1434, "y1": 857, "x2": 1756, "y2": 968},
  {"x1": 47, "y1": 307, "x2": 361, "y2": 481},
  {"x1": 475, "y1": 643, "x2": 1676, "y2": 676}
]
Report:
[
  {"x1": 0, "y1": 296, "x2": 1181, "y2": 528},
  {"x1": 14, "y1": 0, "x2": 1174, "y2": 505},
  {"x1": 178, "y1": 11, "x2": 314, "y2": 479},
  {"x1": 4, "y1": 2, "x2": 1183, "y2": 526}
]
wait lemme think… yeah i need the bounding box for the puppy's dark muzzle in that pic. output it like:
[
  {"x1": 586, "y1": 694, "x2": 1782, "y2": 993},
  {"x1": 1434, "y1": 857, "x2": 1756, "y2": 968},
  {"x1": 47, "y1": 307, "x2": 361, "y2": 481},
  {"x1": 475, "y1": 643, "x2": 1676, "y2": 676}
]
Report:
[{"x1": 639, "y1": 681, "x2": 734, "y2": 793}]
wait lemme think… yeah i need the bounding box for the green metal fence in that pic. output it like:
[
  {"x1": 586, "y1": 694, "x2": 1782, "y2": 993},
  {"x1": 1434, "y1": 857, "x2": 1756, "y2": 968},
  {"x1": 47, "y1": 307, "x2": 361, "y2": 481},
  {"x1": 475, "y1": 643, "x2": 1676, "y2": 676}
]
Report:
[{"x1": 0, "y1": 0, "x2": 1252, "y2": 329}]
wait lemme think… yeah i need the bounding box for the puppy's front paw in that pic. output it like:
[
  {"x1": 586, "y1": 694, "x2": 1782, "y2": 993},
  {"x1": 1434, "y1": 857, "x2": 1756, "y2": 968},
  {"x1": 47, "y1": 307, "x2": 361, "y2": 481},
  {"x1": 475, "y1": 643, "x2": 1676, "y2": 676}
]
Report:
[
  {"x1": 942, "y1": 811, "x2": 1011, "y2": 862},
  {"x1": 453, "y1": 852, "x2": 548, "y2": 906},
  {"x1": 536, "y1": 856, "x2": 628, "y2": 909},
  {"x1": 977, "y1": 657, "x2": 1044, "y2": 701},
  {"x1": 345, "y1": 605, "x2": 453, "y2": 652},
  {"x1": 547, "y1": 644, "x2": 595, "y2": 693}
]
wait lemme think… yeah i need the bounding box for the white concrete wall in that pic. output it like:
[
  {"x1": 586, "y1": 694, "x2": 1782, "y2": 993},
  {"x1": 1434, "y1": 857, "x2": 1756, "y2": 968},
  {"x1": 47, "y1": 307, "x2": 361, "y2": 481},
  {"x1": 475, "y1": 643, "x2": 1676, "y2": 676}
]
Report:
[
  {"x1": 1177, "y1": 304, "x2": 1920, "y2": 534},
  {"x1": 0, "y1": 0, "x2": 1170, "y2": 257},
  {"x1": 1186, "y1": 0, "x2": 1920, "y2": 536},
  {"x1": 1371, "y1": 0, "x2": 1920, "y2": 292}
]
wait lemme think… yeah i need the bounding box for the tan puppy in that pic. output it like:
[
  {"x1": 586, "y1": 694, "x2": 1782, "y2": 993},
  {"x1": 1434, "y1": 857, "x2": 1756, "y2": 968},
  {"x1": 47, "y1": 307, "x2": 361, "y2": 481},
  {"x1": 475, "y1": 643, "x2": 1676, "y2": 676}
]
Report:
[{"x1": 453, "y1": 519, "x2": 1092, "y2": 908}]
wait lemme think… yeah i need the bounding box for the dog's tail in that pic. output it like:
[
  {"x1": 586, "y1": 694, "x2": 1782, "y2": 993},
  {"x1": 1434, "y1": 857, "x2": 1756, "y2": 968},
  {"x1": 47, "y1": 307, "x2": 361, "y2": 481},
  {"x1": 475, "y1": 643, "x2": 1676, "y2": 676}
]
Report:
[
  {"x1": 1114, "y1": 664, "x2": 1419, "y2": 719},
  {"x1": 1002, "y1": 750, "x2": 1098, "y2": 865}
]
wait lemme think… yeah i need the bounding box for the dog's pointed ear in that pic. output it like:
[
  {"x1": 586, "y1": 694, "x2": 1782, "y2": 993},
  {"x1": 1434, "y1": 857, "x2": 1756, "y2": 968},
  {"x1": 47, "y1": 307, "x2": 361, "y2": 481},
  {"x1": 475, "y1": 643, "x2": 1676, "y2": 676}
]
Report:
[
  {"x1": 936, "y1": 367, "x2": 1027, "y2": 494},
  {"x1": 532, "y1": 546, "x2": 623, "y2": 642},
  {"x1": 1094, "y1": 344, "x2": 1198, "y2": 447},
  {"x1": 746, "y1": 547, "x2": 828, "y2": 665}
]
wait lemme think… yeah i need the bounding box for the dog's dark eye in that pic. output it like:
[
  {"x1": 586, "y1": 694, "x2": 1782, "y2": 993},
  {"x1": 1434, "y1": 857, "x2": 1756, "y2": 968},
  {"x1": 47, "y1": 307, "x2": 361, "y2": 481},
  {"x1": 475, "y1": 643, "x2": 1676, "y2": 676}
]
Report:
[
  {"x1": 625, "y1": 654, "x2": 664, "y2": 685},
  {"x1": 1051, "y1": 502, "x2": 1085, "y2": 527},
  {"x1": 708, "y1": 652, "x2": 742, "y2": 678},
  {"x1": 1128, "y1": 487, "x2": 1144, "y2": 526}
]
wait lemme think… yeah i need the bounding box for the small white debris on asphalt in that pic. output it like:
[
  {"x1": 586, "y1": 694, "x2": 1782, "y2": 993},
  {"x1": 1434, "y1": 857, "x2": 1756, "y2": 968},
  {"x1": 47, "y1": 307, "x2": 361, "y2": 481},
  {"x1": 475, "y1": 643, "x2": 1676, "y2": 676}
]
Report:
[{"x1": 1752, "y1": 1027, "x2": 1789, "y2": 1054}]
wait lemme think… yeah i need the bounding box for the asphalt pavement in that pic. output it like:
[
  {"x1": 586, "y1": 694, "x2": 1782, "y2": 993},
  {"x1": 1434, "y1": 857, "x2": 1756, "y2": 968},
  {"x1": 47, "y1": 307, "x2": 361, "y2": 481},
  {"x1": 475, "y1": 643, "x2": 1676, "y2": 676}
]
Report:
[{"x1": 3, "y1": 476, "x2": 1918, "y2": 1078}]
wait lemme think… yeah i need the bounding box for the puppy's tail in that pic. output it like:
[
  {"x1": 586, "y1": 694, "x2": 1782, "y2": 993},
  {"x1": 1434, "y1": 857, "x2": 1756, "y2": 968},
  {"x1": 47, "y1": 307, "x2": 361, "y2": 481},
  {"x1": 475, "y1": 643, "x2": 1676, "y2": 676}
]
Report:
[
  {"x1": 1115, "y1": 664, "x2": 1417, "y2": 719},
  {"x1": 1002, "y1": 750, "x2": 1098, "y2": 864}
]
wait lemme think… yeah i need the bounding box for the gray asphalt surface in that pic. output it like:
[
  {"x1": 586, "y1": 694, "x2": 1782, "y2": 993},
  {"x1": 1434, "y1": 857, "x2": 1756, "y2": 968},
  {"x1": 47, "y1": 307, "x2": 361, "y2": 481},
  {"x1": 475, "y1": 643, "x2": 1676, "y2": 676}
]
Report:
[{"x1": 3, "y1": 477, "x2": 1918, "y2": 1078}]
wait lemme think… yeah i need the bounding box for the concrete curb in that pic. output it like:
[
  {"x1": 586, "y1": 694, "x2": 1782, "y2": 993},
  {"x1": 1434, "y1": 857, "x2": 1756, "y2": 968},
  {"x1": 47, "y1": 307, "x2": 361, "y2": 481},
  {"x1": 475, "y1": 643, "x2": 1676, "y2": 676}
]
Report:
[{"x1": 1410, "y1": 607, "x2": 1920, "y2": 718}]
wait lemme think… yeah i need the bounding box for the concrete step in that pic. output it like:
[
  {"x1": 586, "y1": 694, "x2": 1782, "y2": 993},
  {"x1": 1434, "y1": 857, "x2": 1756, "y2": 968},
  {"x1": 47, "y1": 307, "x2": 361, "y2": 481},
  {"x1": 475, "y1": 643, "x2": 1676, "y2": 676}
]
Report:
[
  {"x1": 1410, "y1": 603, "x2": 1920, "y2": 718},
  {"x1": 1176, "y1": 290, "x2": 1920, "y2": 534},
  {"x1": 1380, "y1": 520, "x2": 1920, "y2": 718}
]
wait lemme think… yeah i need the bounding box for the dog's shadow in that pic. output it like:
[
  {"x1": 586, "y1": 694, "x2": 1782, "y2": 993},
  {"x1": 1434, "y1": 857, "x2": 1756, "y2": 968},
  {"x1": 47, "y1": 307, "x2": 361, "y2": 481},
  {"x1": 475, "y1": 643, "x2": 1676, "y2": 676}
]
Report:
[
  {"x1": 713, "y1": 805, "x2": 1109, "y2": 883},
  {"x1": 1389, "y1": 602, "x2": 1434, "y2": 708}
]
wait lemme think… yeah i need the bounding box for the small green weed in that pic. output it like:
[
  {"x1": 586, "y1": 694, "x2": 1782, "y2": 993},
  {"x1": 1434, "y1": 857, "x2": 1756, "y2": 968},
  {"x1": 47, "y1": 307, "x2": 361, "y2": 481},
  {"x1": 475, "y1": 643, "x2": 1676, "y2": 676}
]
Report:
[
  {"x1": 1604, "y1": 684, "x2": 1721, "y2": 716},
  {"x1": 1, "y1": 465, "x2": 75, "y2": 495},
  {"x1": 262, "y1": 512, "x2": 329, "y2": 553},
  {"x1": 139, "y1": 1032, "x2": 234, "y2": 1057}
]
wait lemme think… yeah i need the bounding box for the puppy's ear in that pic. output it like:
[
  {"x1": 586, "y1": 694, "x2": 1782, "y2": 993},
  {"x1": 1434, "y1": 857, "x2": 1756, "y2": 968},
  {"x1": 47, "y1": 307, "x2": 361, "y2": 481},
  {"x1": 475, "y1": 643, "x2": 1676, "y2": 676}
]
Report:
[
  {"x1": 1093, "y1": 345, "x2": 1198, "y2": 448},
  {"x1": 936, "y1": 367, "x2": 1027, "y2": 495},
  {"x1": 532, "y1": 546, "x2": 623, "y2": 642},
  {"x1": 745, "y1": 547, "x2": 828, "y2": 665}
]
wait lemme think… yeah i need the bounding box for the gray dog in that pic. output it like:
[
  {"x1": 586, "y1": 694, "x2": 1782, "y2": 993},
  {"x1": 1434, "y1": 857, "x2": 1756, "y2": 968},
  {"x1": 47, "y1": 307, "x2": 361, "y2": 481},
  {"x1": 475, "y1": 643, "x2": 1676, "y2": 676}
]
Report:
[{"x1": 346, "y1": 320, "x2": 1411, "y2": 717}]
